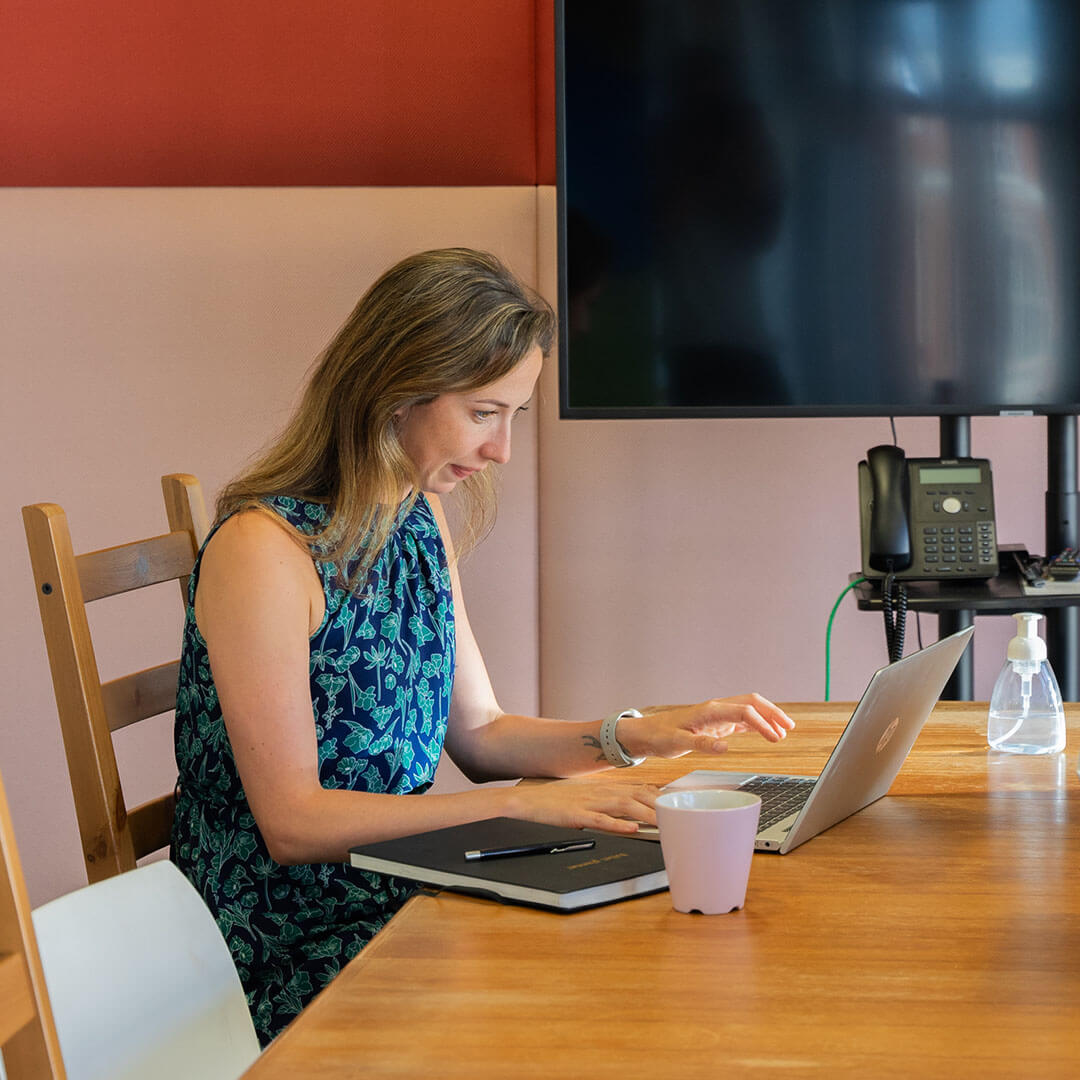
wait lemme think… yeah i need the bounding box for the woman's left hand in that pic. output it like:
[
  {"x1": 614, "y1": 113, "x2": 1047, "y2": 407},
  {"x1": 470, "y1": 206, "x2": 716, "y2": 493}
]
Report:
[{"x1": 615, "y1": 694, "x2": 795, "y2": 761}]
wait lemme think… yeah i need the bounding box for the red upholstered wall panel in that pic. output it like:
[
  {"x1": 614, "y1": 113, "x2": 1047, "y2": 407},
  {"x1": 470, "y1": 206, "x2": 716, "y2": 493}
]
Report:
[
  {"x1": 1, "y1": 0, "x2": 556, "y2": 186},
  {"x1": 534, "y1": 0, "x2": 557, "y2": 187}
]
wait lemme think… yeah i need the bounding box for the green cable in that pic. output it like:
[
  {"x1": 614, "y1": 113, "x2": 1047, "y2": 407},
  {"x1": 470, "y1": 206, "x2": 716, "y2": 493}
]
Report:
[{"x1": 825, "y1": 577, "x2": 867, "y2": 701}]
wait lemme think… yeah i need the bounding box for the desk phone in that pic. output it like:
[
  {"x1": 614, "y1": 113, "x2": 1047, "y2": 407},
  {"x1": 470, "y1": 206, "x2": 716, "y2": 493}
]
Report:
[{"x1": 859, "y1": 446, "x2": 998, "y2": 581}]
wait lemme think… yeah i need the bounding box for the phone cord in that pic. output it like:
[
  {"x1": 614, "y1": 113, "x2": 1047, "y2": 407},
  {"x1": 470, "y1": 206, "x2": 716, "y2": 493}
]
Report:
[{"x1": 882, "y1": 571, "x2": 907, "y2": 663}]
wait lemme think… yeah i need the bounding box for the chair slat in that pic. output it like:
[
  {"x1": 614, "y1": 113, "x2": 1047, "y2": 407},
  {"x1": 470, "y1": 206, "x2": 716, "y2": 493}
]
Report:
[
  {"x1": 0, "y1": 951, "x2": 35, "y2": 1044},
  {"x1": 101, "y1": 662, "x2": 181, "y2": 732},
  {"x1": 76, "y1": 531, "x2": 196, "y2": 603},
  {"x1": 128, "y1": 793, "x2": 177, "y2": 861}
]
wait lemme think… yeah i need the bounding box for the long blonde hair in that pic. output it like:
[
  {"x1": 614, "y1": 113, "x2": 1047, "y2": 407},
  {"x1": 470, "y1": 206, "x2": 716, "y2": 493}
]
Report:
[{"x1": 217, "y1": 248, "x2": 555, "y2": 585}]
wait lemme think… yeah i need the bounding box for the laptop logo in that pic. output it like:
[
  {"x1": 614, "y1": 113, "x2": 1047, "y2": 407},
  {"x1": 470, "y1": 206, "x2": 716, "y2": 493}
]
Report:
[{"x1": 876, "y1": 717, "x2": 901, "y2": 754}]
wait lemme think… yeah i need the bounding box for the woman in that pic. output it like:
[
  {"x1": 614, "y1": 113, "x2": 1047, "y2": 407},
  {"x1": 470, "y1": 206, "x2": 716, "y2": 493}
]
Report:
[{"x1": 171, "y1": 248, "x2": 793, "y2": 1044}]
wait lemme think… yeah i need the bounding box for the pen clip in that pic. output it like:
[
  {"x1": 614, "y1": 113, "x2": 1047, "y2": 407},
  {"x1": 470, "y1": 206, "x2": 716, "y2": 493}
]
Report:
[{"x1": 548, "y1": 841, "x2": 594, "y2": 854}]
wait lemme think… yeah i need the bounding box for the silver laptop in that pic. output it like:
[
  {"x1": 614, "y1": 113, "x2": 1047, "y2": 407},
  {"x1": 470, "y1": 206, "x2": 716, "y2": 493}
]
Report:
[{"x1": 660, "y1": 626, "x2": 974, "y2": 854}]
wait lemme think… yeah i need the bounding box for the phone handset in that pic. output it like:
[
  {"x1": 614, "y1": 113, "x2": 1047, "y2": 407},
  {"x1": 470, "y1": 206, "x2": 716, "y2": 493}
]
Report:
[
  {"x1": 864, "y1": 444, "x2": 911, "y2": 663},
  {"x1": 866, "y1": 444, "x2": 913, "y2": 573}
]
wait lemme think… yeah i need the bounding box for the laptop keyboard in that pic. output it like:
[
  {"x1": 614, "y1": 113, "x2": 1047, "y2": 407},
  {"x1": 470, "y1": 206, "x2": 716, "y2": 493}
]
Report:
[{"x1": 737, "y1": 775, "x2": 817, "y2": 831}]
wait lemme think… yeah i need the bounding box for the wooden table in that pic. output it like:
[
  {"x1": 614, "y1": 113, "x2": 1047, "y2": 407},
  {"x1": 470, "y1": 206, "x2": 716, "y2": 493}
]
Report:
[{"x1": 245, "y1": 703, "x2": 1080, "y2": 1078}]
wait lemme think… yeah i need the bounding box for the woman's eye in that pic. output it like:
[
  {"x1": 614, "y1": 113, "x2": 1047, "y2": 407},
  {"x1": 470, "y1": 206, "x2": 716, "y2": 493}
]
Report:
[{"x1": 473, "y1": 410, "x2": 495, "y2": 421}]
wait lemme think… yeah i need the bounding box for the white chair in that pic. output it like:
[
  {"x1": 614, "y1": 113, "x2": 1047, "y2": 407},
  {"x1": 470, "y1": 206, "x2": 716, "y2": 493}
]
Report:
[
  {"x1": 1, "y1": 764, "x2": 259, "y2": 1080},
  {"x1": 31, "y1": 862, "x2": 260, "y2": 1080}
]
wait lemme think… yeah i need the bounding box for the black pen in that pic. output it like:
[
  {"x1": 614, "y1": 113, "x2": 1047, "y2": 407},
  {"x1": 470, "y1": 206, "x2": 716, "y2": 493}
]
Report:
[{"x1": 463, "y1": 839, "x2": 596, "y2": 862}]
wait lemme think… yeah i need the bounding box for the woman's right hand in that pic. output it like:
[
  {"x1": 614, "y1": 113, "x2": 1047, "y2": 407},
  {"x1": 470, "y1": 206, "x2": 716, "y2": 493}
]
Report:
[{"x1": 504, "y1": 777, "x2": 661, "y2": 835}]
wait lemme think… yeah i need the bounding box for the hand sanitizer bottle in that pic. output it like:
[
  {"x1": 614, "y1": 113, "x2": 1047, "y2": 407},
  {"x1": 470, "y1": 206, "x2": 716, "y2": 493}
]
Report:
[{"x1": 987, "y1": 612, "x2": 1065, "y2": 755}]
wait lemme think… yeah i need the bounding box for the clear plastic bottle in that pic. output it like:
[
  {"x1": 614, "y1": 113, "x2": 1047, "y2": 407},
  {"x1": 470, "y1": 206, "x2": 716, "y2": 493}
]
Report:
[{"x1": 987, "y1": 612, "x2": 1065, "y2": 755}]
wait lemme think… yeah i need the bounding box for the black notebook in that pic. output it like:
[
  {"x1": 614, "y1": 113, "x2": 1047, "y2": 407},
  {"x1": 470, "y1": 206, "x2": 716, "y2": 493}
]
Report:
[{"x1": 349, "y1": 817, "x2": 668, "y2": 912}]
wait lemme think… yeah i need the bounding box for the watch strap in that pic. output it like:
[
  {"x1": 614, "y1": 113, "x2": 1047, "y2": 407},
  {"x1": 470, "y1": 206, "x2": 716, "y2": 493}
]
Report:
[{"x1": 599, "y1": 709, "x2": 645, "y2": 768}]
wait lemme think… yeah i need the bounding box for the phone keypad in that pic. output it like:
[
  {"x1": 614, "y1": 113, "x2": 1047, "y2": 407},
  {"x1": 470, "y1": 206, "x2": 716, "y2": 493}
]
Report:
[{"x1": 920, "y1": 521, "x2": 995, "y2": 575}]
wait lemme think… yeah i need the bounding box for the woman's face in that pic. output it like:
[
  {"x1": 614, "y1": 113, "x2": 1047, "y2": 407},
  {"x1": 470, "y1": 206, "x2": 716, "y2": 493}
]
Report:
[{"x1": 396, "y1": 345, "x2": 543, "y2": 494}]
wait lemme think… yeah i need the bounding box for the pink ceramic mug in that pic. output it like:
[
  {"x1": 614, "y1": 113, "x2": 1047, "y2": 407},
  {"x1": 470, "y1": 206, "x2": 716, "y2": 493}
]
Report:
[{"x1": 655, "y1": 789, "x2": 762, "y2": 914}]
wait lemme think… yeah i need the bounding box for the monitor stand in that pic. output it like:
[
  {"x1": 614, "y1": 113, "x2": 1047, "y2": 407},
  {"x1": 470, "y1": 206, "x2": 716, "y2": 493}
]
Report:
[
  {"x1": 938, "y1": 414, "x2": 1078, "y2": 702},
  {"x1": 1046, "y1": 414, "x2": 1079, "y2": 701},
  {"x1": 937, "y1": 417, "x2": 974, "y2": 699}
]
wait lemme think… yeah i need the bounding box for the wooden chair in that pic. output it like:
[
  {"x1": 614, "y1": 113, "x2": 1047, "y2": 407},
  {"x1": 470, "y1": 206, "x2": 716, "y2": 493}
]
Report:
[
  {"x1": 0, "y1": 770, "x2": 65, "y2": 1080},
  {"x1": 22, "y1": 475, "x2": 210, "y2": 885},
  {"x1": 0, "y1": 767, "x2": 260, "y2": 1080}
]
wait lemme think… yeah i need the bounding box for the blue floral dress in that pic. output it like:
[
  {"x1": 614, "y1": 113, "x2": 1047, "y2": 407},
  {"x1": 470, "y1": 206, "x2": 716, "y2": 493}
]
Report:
[{"x1": 170, "y1": 494, "x2": 455, "y2": 1045}]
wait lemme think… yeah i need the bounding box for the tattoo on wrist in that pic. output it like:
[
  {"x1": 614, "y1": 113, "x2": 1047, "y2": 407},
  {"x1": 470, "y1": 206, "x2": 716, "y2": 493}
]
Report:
[{"x1": 582, "y1": 733, "x2": 605, "y2": 762}]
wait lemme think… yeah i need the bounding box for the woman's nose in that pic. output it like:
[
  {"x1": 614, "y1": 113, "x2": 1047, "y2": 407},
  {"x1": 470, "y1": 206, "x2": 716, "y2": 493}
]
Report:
[{"x1": 482, "y1": 426, "x2": 512, "y2": 464}]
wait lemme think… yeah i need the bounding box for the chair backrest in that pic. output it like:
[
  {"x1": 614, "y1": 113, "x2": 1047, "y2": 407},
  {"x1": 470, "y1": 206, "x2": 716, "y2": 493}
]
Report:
[
  {"x1": 22, "y1": 475, "x2": 210, "y2": 885},
  {"x1": 0, "y1": 771, "x2": 66, "y2": 1080},
  {"x1": 0, "y1": 768, "x2": 259, "y2": 1080},
  {"x1": 32, "y1": 860, "x2": 260, "y2": 1080}
]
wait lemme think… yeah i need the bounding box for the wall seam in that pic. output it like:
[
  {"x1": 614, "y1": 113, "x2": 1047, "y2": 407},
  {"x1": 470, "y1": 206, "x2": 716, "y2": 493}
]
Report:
[{"x1": 533, "y1": 183, "x2": 545, "y2": 716}]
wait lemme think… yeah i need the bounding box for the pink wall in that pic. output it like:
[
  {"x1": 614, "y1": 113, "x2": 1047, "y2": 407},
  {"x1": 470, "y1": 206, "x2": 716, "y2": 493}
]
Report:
[{"x1": 1, "y1": 187, "x2": 542, "y2": 904}]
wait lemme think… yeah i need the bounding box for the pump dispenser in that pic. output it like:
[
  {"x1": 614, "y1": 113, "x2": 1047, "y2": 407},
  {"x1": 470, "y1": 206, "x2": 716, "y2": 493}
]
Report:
[{"x1": 987, "y1": 612, "x2": 1065, "y2": 754}]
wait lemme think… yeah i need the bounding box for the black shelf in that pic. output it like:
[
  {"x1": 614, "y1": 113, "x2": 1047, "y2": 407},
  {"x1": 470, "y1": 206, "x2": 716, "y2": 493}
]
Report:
[
  {"x1": 851, "y1": 571, "x2": 1080, "y2": 613},
  {"x1": 852, "y1": 567, "x2": 1079, "y2": 701}
]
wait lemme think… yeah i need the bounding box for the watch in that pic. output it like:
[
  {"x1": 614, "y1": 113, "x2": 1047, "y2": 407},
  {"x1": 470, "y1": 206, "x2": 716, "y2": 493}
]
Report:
[{"x1": 599, "y1": 709, "x2": 645, "y2": 768}]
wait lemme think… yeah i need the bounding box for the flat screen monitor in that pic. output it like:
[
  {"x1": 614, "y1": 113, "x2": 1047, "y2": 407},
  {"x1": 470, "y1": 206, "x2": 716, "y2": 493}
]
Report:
[{"x1": 557, "y1": 0, "x2": 1080, "y2": 418}]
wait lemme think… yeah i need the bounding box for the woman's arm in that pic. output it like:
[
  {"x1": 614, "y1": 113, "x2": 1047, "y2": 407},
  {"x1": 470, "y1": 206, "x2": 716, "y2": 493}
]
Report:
[
  {"x1": 194, "y1": 510, "x2": 662, "y2": 865},
  {"x1": 430, "y1": 498, "x2": 795, "y2": 784}
]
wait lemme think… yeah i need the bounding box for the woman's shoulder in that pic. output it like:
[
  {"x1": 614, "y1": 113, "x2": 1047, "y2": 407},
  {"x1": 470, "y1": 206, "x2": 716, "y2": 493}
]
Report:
[
  {"x1": 203, "y1": 496, "x2": 330, "y2": 569},
  {"x1": 195, "y1": 507, "x2": 326, "y2": 639},
  {"x1": 204, "y1": 506, "x2": 315, "y2": 572}
]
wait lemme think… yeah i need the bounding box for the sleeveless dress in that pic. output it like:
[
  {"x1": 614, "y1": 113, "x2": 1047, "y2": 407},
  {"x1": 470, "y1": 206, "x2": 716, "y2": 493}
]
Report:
[{"x1": 170, "y1": 494, "x2": 455, "y2": 1045}]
